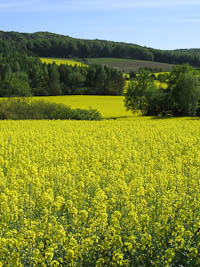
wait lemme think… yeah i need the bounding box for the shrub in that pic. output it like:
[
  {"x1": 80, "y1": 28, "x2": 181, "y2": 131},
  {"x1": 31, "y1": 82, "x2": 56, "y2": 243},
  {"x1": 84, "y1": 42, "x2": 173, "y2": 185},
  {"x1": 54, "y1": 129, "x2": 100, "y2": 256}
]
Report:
[{"x1": 0, "y1": 98, "x2": 102, "y2": 120}]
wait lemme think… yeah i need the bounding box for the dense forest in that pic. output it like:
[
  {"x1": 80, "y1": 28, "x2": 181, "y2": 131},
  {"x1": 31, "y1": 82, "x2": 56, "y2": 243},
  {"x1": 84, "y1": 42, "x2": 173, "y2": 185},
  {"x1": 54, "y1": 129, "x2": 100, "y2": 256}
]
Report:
[
  {"x1": 0, "y1": 52, "x2": 124, "y2": 97},
  {"x1": 1, "y1": 30, "x2": 200, "y2": 101},
  {"x1": 1, "y1": 30, "x2": 200, "y2": 67}
]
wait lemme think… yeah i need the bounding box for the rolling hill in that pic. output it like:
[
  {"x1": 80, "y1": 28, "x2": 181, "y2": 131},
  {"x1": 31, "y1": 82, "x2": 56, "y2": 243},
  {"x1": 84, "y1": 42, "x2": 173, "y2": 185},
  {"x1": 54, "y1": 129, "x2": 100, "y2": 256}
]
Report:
[{"x1": 1, "y1": 30, "x2": 200, "y2": 67}]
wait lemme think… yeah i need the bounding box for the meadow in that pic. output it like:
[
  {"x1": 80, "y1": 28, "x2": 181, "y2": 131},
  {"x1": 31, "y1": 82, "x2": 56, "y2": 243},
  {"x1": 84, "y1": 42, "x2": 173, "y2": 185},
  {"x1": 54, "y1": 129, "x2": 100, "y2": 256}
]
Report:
[
  {"x1": 40, "y1": 57, "x2": 173, "y2": 73},
  {"x1": 0, "y1": 117, "x2": 200, "y2": 266},
  {"x1": 84, "y1": 58, "x2": 174, "y2": 72}
]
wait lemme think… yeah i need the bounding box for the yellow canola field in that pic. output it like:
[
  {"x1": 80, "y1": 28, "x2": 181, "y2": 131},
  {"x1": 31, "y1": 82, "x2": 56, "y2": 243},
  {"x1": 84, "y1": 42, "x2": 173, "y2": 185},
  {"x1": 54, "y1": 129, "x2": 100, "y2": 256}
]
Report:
[
  {"x1": 0, "y1": 118, "x2": 200, "y2": 266},
  {"x1": 40, "y1": 57, "x2": 87, "y2": 67},
  {"x1": 154, "y1": 80, "x2": 168, "y2": 89},
  {"x1": 33, "y1": 95, "x2": 133, "y2": 118},
  {"x1": 154, "y1": 72, "x2": 170, "y2": 77}
]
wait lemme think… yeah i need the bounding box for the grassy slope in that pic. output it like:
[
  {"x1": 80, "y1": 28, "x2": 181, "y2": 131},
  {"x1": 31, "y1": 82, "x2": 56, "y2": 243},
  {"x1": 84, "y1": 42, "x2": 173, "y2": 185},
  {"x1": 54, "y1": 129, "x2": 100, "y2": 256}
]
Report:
[
  {"x1": 84, "y1": 58, "x2": 174, "y2": 72},
  {"x1": 33, "y1": 95, "x2": 133, "y2": 119},
  {"x1": 40, "y1": 57, "x2": 173, "y2": 73}
]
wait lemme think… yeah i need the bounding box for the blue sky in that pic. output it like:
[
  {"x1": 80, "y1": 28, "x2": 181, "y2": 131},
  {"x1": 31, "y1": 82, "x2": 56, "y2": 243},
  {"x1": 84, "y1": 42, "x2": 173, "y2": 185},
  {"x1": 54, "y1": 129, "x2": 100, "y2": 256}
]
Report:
[{"x1": 0, "y1": 0, "x2": 199, "y2": 50}]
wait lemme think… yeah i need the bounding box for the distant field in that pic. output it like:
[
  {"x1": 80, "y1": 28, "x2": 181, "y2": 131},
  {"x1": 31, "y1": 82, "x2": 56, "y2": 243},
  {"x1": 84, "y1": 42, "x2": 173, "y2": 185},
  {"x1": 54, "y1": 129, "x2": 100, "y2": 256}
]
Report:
[
  {"x1": 154, "y1": 72, "x2": 170, "y2": 77},
  {"x1": 154, "y1": 80, "x2": 168, "y2": 89},
  {"x1": 40, "y1": 57, "x2": 87, "y2": 67},
  {"x1": 39, "y1": 57, "x2": 168, "y2": 94},
  {"x1": 40, "y1": 57, "x2": 173, "y2": 72},
  {"x1": 34, "y1": 95, "x2": 133, "y2": 119},
  {"x1": 84, "y1": 58, "x2": 174, "y2": 72}
]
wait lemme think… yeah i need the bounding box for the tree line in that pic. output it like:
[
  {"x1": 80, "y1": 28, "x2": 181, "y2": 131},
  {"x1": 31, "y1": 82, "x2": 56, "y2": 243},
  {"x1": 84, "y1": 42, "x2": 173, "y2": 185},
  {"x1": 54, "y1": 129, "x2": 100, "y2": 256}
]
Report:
[
  {"x1": 125, "y1": 64, "x2": 200, "y2": 117},
  {"x1": 1, "y1": 30, "x2": 200, "y2": 67},
  {"x1": 0, "y1": 52, "x2": 124, "y2": 97}
]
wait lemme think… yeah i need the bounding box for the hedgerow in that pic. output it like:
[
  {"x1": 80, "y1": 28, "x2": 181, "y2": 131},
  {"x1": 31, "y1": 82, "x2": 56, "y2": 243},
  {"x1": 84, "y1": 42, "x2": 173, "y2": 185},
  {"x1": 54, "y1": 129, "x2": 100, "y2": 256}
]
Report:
[{"x1": 0, "y1": 98, "x2": 102, "y2": 120}]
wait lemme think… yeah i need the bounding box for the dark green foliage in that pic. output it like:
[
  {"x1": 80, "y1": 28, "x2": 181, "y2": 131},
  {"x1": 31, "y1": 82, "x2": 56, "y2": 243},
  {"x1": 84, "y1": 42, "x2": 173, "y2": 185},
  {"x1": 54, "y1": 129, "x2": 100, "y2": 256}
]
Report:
[
  {"x1": 84, "y1": 64, "x2": 125, "y2": 95},
  {"x1": 48, "y1": 63, "x2": 62, "y2": 95},
  {"x1": 0, "y1": 52, "x2": 124, "y2": 97},
  {"x1": 0, "y1": 72, "x2": 32, "y2": 97},
  {"x1": 129, "y1": 71, "x2": 137, "y2": 79},
  {"x1": 157, "y1": 72, "x2": 170, "y2": 83},
  {"x1": 70, "y1": 107, "x2": 102, "y2": 120},
  {"x1": 0, "y1": 98, "x2": 102, "y2": 120},
  {"x1": 1, "y1": 29, "x2": 200, "y2": 102},
  {"x1": 1, "y1": 30, "x2": 200, "y2": 66},
  {"x1": 125, "y1": 70, "x2": 156, "y2": 115},
  {"x1": 168, "y1": 65, "x2": 200, "y2": 116},
  {"x1": 124, "y1": 65, "x2": 200, "y2": 117},
  {"x1": 145, "y1": 87, "x2": 168, "y2": 116}
]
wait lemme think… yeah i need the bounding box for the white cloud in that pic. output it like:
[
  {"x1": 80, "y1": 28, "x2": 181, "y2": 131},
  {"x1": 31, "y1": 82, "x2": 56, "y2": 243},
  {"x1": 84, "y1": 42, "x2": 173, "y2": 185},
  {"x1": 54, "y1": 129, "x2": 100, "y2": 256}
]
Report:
[
  {"x1": 50, "y1": 0, "x2": 200, "y2": 11},
  {"x1": 1, "y1": 0, "x2": 200, "y2": 12}
]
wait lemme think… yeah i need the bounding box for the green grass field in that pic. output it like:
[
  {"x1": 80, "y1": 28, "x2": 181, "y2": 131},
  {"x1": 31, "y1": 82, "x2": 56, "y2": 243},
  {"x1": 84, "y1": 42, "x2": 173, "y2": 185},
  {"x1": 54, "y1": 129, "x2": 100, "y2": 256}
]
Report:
[
  {"x1": 40, "y1": 57, "x2": 87, "y2": 67},
  {"x1": 40, "y1": 57, "x2": 174, "y2": 73},
  {"x1": 84, "y1": 58, "x2": 174, "y2": 72},
  {"x1": 34, "y1": 95, "x2": 133, "y2": 119}
]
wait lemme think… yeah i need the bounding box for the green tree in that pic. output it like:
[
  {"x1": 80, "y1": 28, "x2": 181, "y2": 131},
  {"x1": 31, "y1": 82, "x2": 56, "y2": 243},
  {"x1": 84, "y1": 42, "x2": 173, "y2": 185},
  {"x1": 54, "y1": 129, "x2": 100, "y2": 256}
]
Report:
[
  {"x1": 107, "y1": 68, "x2": 124, "y2": 95},
  {"x1": 168, "y1": 64, "x2": 200, "y2": 116},
  {"x1": 145, "y1": 86, "x2": 167, "y2": 116},
  {"x1": 3, "y1": 63, "x2": 12, "y2": 81},
  {"x1": 0, "y1": 72, "x2": 32, "y2": 97},
  {"x1": 48, "y1": 63, "x2": 62, "y2": 95},
  {"x1": 67, "y1": 70, "x2": 86, "y2": 92},
  {"x1": 124, "y1": 70, "x2": 156, "y2": 115}
]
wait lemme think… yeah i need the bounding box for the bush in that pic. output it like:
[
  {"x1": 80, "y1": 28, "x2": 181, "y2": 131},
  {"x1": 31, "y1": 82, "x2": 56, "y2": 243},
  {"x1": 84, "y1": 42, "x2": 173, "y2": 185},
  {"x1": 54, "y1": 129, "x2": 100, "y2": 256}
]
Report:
[{"x1": 0, "y1": 98, "x2": 102, "y2": 120}]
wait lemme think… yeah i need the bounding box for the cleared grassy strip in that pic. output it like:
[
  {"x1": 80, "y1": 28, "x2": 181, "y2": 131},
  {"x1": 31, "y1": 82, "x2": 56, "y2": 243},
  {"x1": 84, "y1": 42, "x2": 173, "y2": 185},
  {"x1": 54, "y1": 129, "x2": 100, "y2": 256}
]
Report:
[
  {"x1": 33, "y1": 95, "x2": 133, "y2": 119},
  {"x1": 84, "y1": 57, "x2": 174, "y2": 72},
  {"x1": 41, "y1": 57, "x2": 173, "y2": 72},
  {"x1": 40, "y1": 57, "x2": 87, "y2": 67}
]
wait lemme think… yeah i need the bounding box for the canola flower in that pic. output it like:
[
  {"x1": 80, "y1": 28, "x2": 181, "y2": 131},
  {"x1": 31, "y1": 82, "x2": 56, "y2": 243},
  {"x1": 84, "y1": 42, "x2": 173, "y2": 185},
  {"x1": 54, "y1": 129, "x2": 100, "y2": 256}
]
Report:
[
  {"x1": 40, "y1": 58, "x2": 87, "y2": 67},
  {"x1": 33, "y1": 95, "x2": 133, "y2": 119},
  {"x1": 0, "y1": 118, "x2": 200, "y2": 266}
]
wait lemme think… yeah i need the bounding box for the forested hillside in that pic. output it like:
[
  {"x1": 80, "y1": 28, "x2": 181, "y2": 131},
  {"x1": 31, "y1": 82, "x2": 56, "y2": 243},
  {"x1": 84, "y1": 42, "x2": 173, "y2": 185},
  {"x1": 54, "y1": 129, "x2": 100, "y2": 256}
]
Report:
[
  {"x1": 1, "y1": 30, "x2": 200, "y2": 98},
  {"x1": 1, "y1": 30, "x2": 200, "y2": 67},
  {"x1": 0, "y1": 46, "x2": 125, "y2": 97}
]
